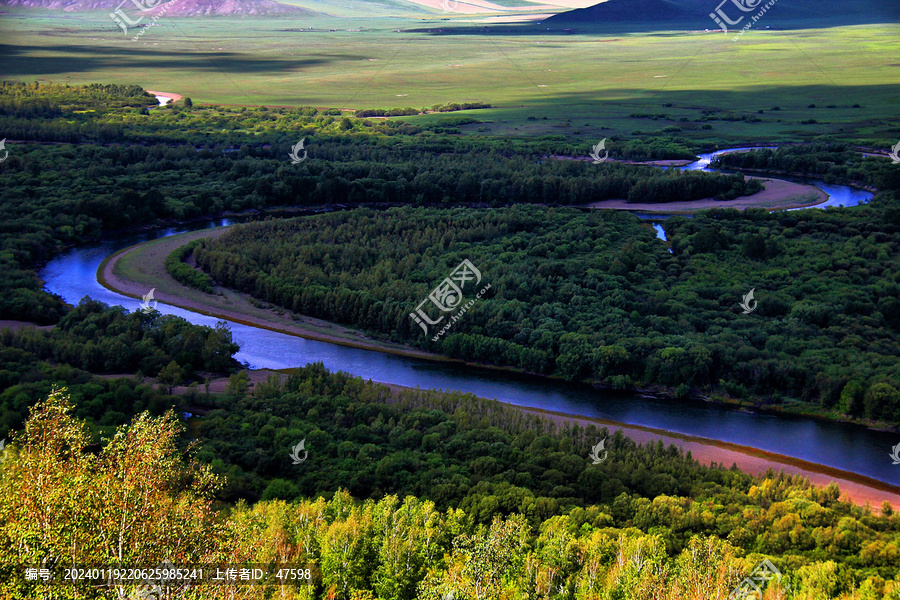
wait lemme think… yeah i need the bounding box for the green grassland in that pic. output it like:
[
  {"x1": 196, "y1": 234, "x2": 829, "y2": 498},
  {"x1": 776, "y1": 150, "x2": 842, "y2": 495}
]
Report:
[{"x1": 2, "y1": 8, "x2": 898, "y2": 141}]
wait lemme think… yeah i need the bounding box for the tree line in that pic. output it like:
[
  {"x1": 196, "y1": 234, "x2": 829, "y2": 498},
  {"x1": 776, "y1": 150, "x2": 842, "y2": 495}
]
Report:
[
  {"x1": 0, "y1": 82, "x2": 759, "y2": 323},
  {"x1": 713, "y1": 143, "x2": 900, "y2": 190}
]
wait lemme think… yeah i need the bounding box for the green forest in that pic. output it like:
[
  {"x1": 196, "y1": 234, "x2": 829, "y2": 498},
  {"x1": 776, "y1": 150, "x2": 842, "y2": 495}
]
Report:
[
  {"x1": 0, "y1": 81, "x2": 758, "y2": 324},
  {"x1": 191, "y1": 363, "x2": 740, "y2": 508},
  {"x1": 714, "y1": 144, "x2": 900, "y2": 190},
  {"x1": 191, "y1": 202, "x2": 900, "y2": 426},
  {"x1": 2, "y1": 81, "x2": 900, "y2": 598},
  {"x1": 2, "y1": 382, "x2": 899, "y2": 599},
  {"x1": 0, "y1": 299, "x2": 239, "y2": 435}
]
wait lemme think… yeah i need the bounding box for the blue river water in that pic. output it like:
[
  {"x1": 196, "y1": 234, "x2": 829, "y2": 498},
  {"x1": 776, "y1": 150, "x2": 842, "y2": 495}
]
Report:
[
  {"x1": 37, "y1": 155, "x2": 895, "y2": 488},
  {"x1": 646, "y1": 148, "x2": 874, "y2": 253}
]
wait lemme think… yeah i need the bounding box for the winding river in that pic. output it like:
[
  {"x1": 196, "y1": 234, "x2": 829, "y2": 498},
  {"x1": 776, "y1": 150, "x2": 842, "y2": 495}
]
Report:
[
  {"x1": 38, "y1": 152, "x2": 897, "y2": 490},
  {"x1": 649, "y1": 148, "x2": 873, "y2": 242}
]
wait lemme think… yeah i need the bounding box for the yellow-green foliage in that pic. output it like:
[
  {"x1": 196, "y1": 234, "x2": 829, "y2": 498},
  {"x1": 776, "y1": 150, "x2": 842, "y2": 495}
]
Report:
[
  {"x1": 1, "y1": 389, "x2": 899, "y2": 599},
  {"x1": 0, "y1": 388, "x2": 230, "y2": 599}
]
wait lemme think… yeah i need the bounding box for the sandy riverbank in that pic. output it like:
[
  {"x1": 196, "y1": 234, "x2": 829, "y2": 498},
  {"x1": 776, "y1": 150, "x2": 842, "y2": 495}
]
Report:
[
  {"x1": 545, "y1": 150, "x2": 830, "y2": 213},
  {"x1": 163, "y1": 371, "x2": 900, "y2": 509},
  {"x1": 520, "y1": 406, "x2": 900, "y2": 510},
  {"x1": 588, "y1": 178, "x2": 828, "y2": 212},
  {"x1": 146, "y1": 90, "x2": 183, "y2": 105},
  {"x1": 0, "y1": 320, "x2": 53, "y2": 332},
  {"x1": 97, "y1": 228, "x2": 447, "y2": 362}
]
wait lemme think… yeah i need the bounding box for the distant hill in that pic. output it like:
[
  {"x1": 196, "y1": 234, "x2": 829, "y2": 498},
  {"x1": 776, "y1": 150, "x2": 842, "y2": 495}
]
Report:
[
  {"x1": 546, "y1": 0, "x2": 690, "y2": 24},
  {"x1": 0, "y1": 0, "x2": 313, "y2": 15},
  {"x1": 546, "y1": 0, "x2": 900, "y2": 28}
]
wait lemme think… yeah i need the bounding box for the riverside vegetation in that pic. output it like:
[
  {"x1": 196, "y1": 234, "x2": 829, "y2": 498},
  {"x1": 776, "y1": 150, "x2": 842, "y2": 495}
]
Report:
[
  {"x1": 1, "y1": 383, "x2": 899, "y2": 599},
  {"x1": 0, "y1": 82, "x2": 784, "y2": 438},
  {"x1": 1, "y1": 81, "x2": 753, "y2": 325}
]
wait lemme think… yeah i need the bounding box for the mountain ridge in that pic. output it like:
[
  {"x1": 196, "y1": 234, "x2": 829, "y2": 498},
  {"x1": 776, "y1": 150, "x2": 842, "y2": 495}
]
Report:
[
  {"x1": 546, "y1": 0, "x2": 900, "y2": 27},
  {"x1": 0, "y1": 0, "x2": 313, "y2": 16}
]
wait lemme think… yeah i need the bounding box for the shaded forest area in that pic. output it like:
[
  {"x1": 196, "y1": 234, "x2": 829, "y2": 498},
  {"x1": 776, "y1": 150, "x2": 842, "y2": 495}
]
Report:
[
  {"x1": 194, "y1": 364, "x2": 738, "y2": 510},
  {"x1": 714, "y1": 144, "x2": 900, "y2": 190},
  {"x1": 0, "y1": 300, "x2": 239, "y2": 436},
  {"x1": 193, "y1": 203, "x2": 900, "y2": 426},
  {"x1": 2, "y1": 384, "x2": 899, "y2": 599}
]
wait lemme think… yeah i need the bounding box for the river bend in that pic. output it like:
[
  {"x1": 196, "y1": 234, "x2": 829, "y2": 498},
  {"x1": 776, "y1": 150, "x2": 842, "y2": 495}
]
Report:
[{"x1": 38, "y1": 154, "x2": 895, "y2": 488}]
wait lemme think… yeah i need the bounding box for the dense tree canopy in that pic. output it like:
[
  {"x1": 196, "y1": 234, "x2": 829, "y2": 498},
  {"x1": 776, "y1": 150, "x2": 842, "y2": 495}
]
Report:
[
  {"x1": 192, "y1": 203, "x2": 900, "y2": 426},
  {"x1": 2, "y1": 80, "x2": 900, "y2": 600},
  {"x1": 0, "y1": 300, "x2": 239, "y2": 435},
  {"x1": 0, "y1": 81, "x2": 763, "y2": 324},
  {"x1": 714, "y1": 143, "x2": 900, "y2": 190}
]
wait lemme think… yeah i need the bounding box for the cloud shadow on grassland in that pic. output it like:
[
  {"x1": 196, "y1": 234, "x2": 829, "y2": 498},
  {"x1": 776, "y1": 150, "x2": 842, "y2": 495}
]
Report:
[{"x1": 0, "y1": 43, "x2": 368, "y2": 76}]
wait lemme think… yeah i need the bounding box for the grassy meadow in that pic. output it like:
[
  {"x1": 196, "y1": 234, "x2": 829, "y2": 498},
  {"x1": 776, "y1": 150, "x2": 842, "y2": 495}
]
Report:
[{"x1": 2, "y1": 8, "x2": 898, "y2": 142}]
